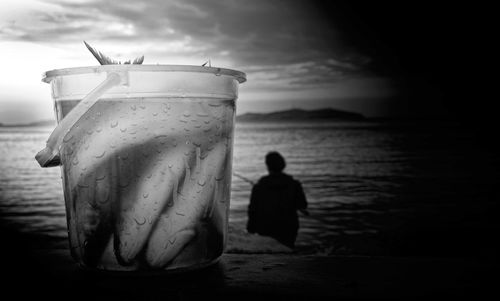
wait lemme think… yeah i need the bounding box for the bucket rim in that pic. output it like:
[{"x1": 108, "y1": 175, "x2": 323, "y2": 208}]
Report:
[{"x1": 42, "y1": 64, "x2": 246, "y2": 84}]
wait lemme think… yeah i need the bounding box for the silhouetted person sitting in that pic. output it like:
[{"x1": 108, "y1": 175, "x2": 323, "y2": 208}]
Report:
[{"x1": 246, "y1": 151, "x2": 308, "y2": 248}]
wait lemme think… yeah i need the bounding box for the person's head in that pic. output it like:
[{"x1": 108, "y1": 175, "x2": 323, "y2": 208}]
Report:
[{"x1": 265, "y1": 151, "x2": 286, "y2": 174}]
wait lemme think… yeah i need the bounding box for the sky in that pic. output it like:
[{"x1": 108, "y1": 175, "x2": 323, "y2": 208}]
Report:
[{"x1": 0, "y1": 0, "x2": 430, "y2": 124}]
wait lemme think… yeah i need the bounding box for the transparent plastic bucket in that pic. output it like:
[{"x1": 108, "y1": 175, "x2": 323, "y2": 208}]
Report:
[{"x1": 42, "y1": 65, "x2": 246, "y2": 272}]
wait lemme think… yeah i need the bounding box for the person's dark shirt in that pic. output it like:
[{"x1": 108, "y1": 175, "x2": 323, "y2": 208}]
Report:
[{"x1": 246, "y1": 172, "x2": 307, "y2": 248}]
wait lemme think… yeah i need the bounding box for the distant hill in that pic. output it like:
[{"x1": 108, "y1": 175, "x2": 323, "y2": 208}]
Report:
[
  {"x1": 236, "y1": 108, "x2": 365, "y2": 122},
  {"x1": 0, "y1": 120, "x2": 56, "y2": 127},
  {"x1": 1, "y1": 108, "x2": 365, "y2": 127}
]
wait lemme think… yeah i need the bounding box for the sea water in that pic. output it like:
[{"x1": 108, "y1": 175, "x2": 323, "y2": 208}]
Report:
[
  {"x1": 3, "y1": 118, "x2": 498, "y2": 258},
  {"x1": 55, "y1": 98, "x2": 235, "y2": 271}
]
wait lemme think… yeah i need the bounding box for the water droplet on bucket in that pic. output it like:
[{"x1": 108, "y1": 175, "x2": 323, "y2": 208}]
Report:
[
  {"x1": 133, "y1": 216, "x2": 146, "y2": 226},
  {"x1": 96, "y1": 127, "x2": 103, "y2": 133},
  {"x1": 110, "y1": 121, "x2": 118, "y2": 128},
  {"x1": 197, "y1": 179, "x2": 206, "y2": 186},
  {"x1": 63, "y1": 135, "x2": 73, "y2": 143},
  {"x1": 130, "y1": 105, "x2": 137, "y2": 111},
  {"x1": 142, "y1": 193, "x2": 149, "y2": 198},
  {"x1": 78, "y1": 182, "x2": 89, "y2": 188},
  {"x1": 94, "y1": 151, "x2": 106, "y2": 159},
  {"x1": 120, "y1": 127, "x2": 127, "y2": 132}
]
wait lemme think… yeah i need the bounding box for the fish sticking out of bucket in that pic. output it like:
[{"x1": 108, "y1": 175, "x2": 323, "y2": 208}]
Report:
[
  {"x1": 35, "y1": 43, "x2": 246, "y2": 272},
  {"x1": 83, "y1": 41, "x2": 144, "y2": 65}
]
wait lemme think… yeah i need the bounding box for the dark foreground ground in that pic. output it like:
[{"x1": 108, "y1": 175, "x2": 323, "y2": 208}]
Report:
[
  {"x1": 5, "y1": 249, "x2": 498, "y2": 300},
  {"x1": 1, "y1": 223, "x2": 498, "y2": 301}
]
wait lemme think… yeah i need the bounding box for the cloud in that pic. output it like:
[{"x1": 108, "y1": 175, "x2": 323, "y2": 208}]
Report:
[
  {"x1": 1, "y1": 0, "x2": 368, "y2": 66},
  {"x1": 243, "y1": 59, "x2": 364, "y2": 94},
  {"x1": 0, "y1": 0, "x2": 389, "y2": 113}
]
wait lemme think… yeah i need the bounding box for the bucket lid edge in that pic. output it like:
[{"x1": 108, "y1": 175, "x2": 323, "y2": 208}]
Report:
[{"x1": 42, "y1": 65, "x2": 247, "y2": 83}]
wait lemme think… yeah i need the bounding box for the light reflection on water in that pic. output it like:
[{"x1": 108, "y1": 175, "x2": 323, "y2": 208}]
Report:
[{"x1": 1, "y1": 121, "x2": 497, "y2": 255}]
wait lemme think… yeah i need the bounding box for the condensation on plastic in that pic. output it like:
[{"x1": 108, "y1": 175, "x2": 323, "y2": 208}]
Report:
[{"x1": 40, "y1": 64, "x2": 246, "y2": 272}]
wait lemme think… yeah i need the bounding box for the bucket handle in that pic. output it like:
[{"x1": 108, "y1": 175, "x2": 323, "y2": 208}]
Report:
[{"x1": 35, "y1": 71, "x2": 128, "y2": 167}]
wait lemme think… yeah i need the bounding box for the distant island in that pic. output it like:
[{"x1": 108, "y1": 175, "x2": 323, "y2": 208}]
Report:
[
  {"x1": 0, "y1": 108, "x2": 366, "y2": 127},
  {"x1": 236, "y1": 108, "x2": 365, "y2": 122}
]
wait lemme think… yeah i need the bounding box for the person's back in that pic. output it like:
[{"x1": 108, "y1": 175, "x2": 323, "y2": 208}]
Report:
[{"x1": 246, "y1": 152, "x2": 307, "y2": 248}]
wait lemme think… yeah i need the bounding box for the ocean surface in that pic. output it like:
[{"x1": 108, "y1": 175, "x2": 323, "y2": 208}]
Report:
[{"x1": 1, "y1": 121, "x2": 499, "y2": 256}]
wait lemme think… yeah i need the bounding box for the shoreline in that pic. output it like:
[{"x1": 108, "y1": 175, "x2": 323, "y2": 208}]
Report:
[{"x1": 2, "y1": 212, "x2": 498, "y2": 299}]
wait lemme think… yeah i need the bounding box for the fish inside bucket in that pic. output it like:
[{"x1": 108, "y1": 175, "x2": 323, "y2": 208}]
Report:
[{"x1": 36, "y1": 43, "x2": 246, "y2": 271}]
